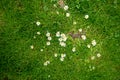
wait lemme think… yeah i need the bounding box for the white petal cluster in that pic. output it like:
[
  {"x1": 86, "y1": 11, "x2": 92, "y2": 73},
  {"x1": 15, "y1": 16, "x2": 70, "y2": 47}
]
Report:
[
  {"x1": 91, "y1": 56, "x2": 95, "y2": 60},
  {"x1": 78, "y1": 28, "x2": 82, "y2": 32},
  {"x1": 64, "y1": 5, "x2": 69, "y2": 11},
  {"x1": 44, "y1": 60, "x2": 50, "y2": 66},
  {"x1": 60, "y1": 53, "x2": 66, "y2": 61},
  {"x1": 46, "y1": 31, "x2": 52, "y2": 46},
  {"x1": 84, "y1": 14, "x2": 89, "y2": 19},
  {"x1": 37, "y1": 31, "x2": 41, "y2": 35},
  {"x1": 56, "y1": 32, "x2": 67, "y2": 47},
  {"x1": 81, "y1": 35, "x2": 86, "y2": 40},
  {"x1": 97, "y1": 53, "x2": 101, "y2": 57},
  {"x1": 87, "y1": 44, "x2": 91, "y2": 48},
  {"x1": 54, "y1": 53, "x2": 58, "y2": 57},
  {"x1": 91, "y1": 40, "x2": 96, "y2": 46},
  {"x1": 66, "y1": 13, "x2": 70, "y2": 17},
  {"x1": 73, "y1": 21, "x2": 77, "y2": 25},
  {"x1": 72, "y1": 47, "x2": 76, "y2": 52},
  {"x1": 30, "y1": 45, "x2": 34, "y2": 49},
  {"x1": 36, "y1": 21, "x2": 41, "y2": 26},
  {"x1": 46, "y1": 32, "x2": 50, "y2": 37},
  {"x1": 46, "y1": 41, "x2": 51, "y2": 46}
]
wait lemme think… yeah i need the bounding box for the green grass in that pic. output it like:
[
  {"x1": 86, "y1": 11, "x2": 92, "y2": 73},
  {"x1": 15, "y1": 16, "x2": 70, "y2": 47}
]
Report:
[{"x1": 0, "y1": 0, "x2": 120, "y2": 80}]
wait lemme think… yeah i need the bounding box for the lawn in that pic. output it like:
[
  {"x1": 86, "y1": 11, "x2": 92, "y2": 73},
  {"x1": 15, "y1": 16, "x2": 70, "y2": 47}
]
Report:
[{"x1": 0, "y1": 0, "x2": 120, "y2": 80}]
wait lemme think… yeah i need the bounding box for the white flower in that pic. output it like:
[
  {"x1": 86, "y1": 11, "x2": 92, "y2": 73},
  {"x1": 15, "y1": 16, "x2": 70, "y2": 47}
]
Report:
[
  {"x1": 48, "y1": 75, "x2": 50, "y2": 78},
  {"x1": 37, "y1": 31, "x2": 41, "y2": 35},
  {"x1": 48, "y1": 36, "x2": 52, "y2": 41},
  {"x1": 72, "y1": 47, "x2": 76, "y2": 52},
  {"x1": 66, "y1": 13, "x2": 70, "y2": 17},
  {"x1": 30, "y1": 45, "x2": 34, "y2": 49},
  {"x1": 91, "y1": 56, "x2": 95, "y2": 60},
  {"x1": 60, "y1": 57, "x2": 64, "y2": 61},
  {"x1": 54, "y1": 53, "x2": 58, "y2": 57},
  {"x1": 56, "y1": 31, "x2": 61, "y2": 37},
  {"x1": 56, "y1": 11, "x2": 59, "y2": 15},
  {"x1": 46, "y1": 32, "x2": 50, "y2": 37},
  {"x1": 60, "y1": 42, "x2": 66, "y2": 47},
  {"x1": 61, "y1": 54, "x2": 66, "y2": 58},
  {"x1": 97, "y1": 53, "x2": 101, "y2": 57},
  {"x1": 92, "y1": 66, "x2": 95, "y2": 70},
  {"x1": 84, "y1": 14, "x2": 89, "y2": 19},
  {"x1": 78, "y1": 28, "x2": 82, "y2": 32},
  {"x1": 41, "y1": 49, "x2": 43, "y2": 52},
  {"x1": 64, "y1": 5, "x2": 69, "y2": 11},
  {"x1": 87, "y1": 44, "x2": 91, "y2": 48},
  {"x1": 36, "y1": 21, "x2": 41, "y2": 26},
  {"x1": 44, "y1": 62, "x2": 48, "y2": 66},
  {"x1": 46, "y1": 41, "x2": 50, "y2": 46},
  {"x1": 58, "y1": 38, "x2": 63, "y2": 42},
  {"x1": 61, "y1": 33, "x2": 67, "y2": 41},
  {"x1": 53, "y1": 4, "x2": 57, "y2": 7},
  {"x1": 73, "y1": 21, "x2": 77, "y2": 25},
  {"x1": 81, "y1": 35, "x2": 86, "y2": 40},
  {"x1": 33, "y1": 36, "x2": 36, "y2": 39},
  {"x1": 43, "y1": 61, "x2": 50, "y2": 66},
  {"x1": 91, "y1": 40, "x2": 96, "y2": 46}
]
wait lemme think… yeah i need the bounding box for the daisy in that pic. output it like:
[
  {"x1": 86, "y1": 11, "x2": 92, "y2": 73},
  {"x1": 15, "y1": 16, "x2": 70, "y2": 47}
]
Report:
[
  {"x1": 46, "y1": 61, "x2": 50, "y2": 64},
  {"x1": 33, "y1": 36, "x2": 36, "y2": 39},
  {"x1": 56, "y1": 31, "x2": 61, "y2": 37},
  {"x1": 54, "y1": 53, "x2": 58, "y2": 57},
  {"x1": 73, "y1": 21, "x2": 77, "y2": 25},
  {"x1": 56, "y1": 11, "x2": 59, "y2": 15},
  {"x1": 64, "y1": 5, "x2": 69, "y2": 11},
  {"x1": 48, "y1": 36, "x2": 52, "y2": 41},
  {"x1": 87, "y1": 44, "x2": 91, "y2": 48},
  {"x1": 91, "y1": 56, "x2": 95, "y2": 60},
  {"x1": 60, "y1": 42, "x2": 66, "y2": 47},
  {"x1": 91, "y1": 40, "x2": 96, "y2": 46},
  {"x1": 61, "y1": 53, "x2": 66, "y2": 58},
  {"x1": 84, "y1": 14, "x2": 89, "y2": 19},
  {"x1": 40, "y1": 49, "x2": 43, "y2": 52},
  {"x1": 46, "y1": 41, "x2": 51, "y2": 46},
  {"x1": 66, "y1": 13, "x2": 70, "y2": 17},
  {"x1": 58, "y1": 38, "x2": 63, "y2": 42},
  {"x1": 60, "y1": 57, "x2": 64, "y2": 61},
  {"x1": 30, "y1": 45, "x2": 34, "y2": 49},
  {"x1": 78, "y1": 28, "x2": 82, "y2": 32},
  {"x1": 97, "y1": 53, "x2": 101, "y2": 57},
  {"x1": 36, "y1": 21, "x2": 41, "y2": 26},
  {"x1": 72, "y1": 47, "x2": 76, "y2": 52},
  {"x1": 81, "y1": 35, "x2": 86, "y2": 40},
  {"x1": 46, "y1": 32, "x2": 50, "y2": 37},
  {"x1": 44, "y1": 62, "x2": 47, "y2": 66},
  {"x1": 37, "y1": 31, "x2": 41, "y2": 35}
]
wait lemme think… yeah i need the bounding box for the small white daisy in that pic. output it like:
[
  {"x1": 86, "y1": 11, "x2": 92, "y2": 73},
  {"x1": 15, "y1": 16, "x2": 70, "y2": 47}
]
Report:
[
  {"x1": 91, "y1": 56, "x2": 95, "y2": 60},
  {"x1": 87, "y1": 44, "x2": 91, "y2": 48},
  {"x1": 56, "y1": 11, "x2": 59, "y2": 15},
  {"x1": 92, "y1": 66, "x2": 95, "y2": 70},
  {"x1": 48, "y1": 36, "x2": 52, "y2": 41},
  {"x1": 53, "y1": 4, "x2": 57, "y2": 7},
  {"x1": 46, "y1": 41, "x2": 51, "y2": 46},
  {"x1": 46, "y1": 32, "x2": 50, "y2": 37},
  {"x1": 33, "y1": 36, "x2": 36, "y2": 39},
  {"x1": 72, "y1": 47, "x2": 76, "y2": 52},
  {"x1": 64, "y1": 5, "x2": 69, "y2": 11},
  {"x1": 54, "y1": 53, "x2": 58, "y2": 57},
  {"x1": 73, "y1": 21, "x2": 77, "y2": 25},
  {"x1": 37, "y1": 31, "x2": 41, "y2": 35},
  {"x1": 36, "y1": 21, "x2": 41, "y2": 26},
  {"x1": 97, "y1": 53, "x2": 101, "y2": 57},
  {"x1": 84, "y1": 14, "x2": 89, "y2": 19},
  {"x1": 66, "y1": 13, "x2": 70, "y2": 17},
  {"x1": 56, "y1": 31, "x2": 61, "y2": 37},
  {"x1": 91, "y1": 40, "x2": 96, "y2": 46},
  {"x1": 60, "y1": 57, "x2": 64, "y2": 61},
  {"x1": 81, "y1": 35, "x2": 86, "y2": 40},
  {"x1": 40, "y1": 49, "x2": 43, "y2": 52},
  {"x1": 58, "y1": 38, "x2": 63, "y2": 42},
  {"x1": 60, "y1": 42, "x2": 66, "y2": 47},
  {"x1": 61, "y1": 53, "x2": 66, "y2": 58},
  {"x1": 30, "y1": 45, "x2": 34, "y2": 49},
  {"x1": 78, "y1": 28, "x2": 82, "y2": 32},
  {"x1": 46, "y1": 61, "x2": 50, "y2": 64},
  {"x1": 48, "y1": 75, "x2": 50, "y2": 78},
  {"x1": 44, "y1": 62, "x2": 47, "y2": 66}
]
